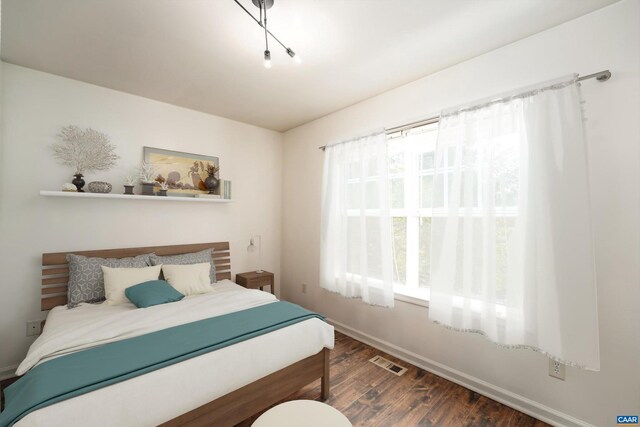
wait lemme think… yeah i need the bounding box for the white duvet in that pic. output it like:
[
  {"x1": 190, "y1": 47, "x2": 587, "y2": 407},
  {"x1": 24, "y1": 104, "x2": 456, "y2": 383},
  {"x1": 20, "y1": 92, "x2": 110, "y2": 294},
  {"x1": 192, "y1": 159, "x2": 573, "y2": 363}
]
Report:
[{"x1": 13, "y1": 280, "x2": 334, "y2": 427}]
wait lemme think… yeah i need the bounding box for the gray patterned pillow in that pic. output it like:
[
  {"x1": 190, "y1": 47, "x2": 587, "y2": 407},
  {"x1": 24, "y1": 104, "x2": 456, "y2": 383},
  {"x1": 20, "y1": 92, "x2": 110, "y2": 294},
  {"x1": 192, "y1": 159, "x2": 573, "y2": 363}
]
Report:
[
  {"x1": 66, "y1": 253, "x2": 153, "y2": 308},
  {"x1": 148, "y1": 249, "x2": 216, "y2": 284}
]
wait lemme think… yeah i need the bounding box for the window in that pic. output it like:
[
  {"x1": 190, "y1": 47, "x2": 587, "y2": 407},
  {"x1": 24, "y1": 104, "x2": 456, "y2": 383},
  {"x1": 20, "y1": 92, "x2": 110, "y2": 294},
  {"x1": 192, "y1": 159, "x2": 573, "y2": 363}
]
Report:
[
  {"x1": 324, "y1": 78, "x2": 599, "y2": 368},
  {"x1": 332, "y1": 121, "x2": 520, "y2": 305},
  {"x1": 388, "y1": 123, "x2": 438, "y2": 301},
  {"x1": 389, "y1": 122, "x2": 520, "y2": 303}
]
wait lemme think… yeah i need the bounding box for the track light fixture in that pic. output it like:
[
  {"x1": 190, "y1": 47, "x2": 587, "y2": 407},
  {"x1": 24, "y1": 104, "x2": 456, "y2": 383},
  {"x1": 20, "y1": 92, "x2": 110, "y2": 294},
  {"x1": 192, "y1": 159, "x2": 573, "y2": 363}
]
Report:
[{"x1": 234, "y1": 0, "x2": 301, "y2": 68}]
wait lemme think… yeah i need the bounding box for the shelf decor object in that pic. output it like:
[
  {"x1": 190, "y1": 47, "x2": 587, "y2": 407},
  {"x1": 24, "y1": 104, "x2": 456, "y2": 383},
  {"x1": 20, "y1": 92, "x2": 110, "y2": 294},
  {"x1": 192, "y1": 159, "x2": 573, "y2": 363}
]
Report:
[
  {"x1": 222, "y1": 180, "x2": 232, "y2": 199},
  {"x1": 204, "y1": 163, "x2": 220, "y2": 194},
  {"x1": 61, "y1": 183, "x2": 76, "y2": 192},
  {"x1": 138, "y1": 161, "x2": 157, "y2": 196},
  {"x1": 51, "y1": 125, "x2": 119, "y2": 192},
  {"x1": 143, "y1": 147, "x2": 220, "y2": 197},
  {"x1": 123, "y1": 172, "x2": 137, "y2": 195},
  {"x1": 157, "y1": 181, "x2": 169, "y2": 196},
  {"x1": 72, "y1": 174, "x2": 85, "y2": 192},
  {"x1": 87, "y1": 181, "x2": 112, "y2": 194}
]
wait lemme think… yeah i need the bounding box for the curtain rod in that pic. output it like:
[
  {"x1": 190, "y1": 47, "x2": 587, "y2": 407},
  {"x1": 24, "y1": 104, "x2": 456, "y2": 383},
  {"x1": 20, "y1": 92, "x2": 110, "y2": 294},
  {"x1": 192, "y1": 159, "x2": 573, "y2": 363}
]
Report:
[{"x1": 318, "y1": 69, "x2": 611, "y2": 151}]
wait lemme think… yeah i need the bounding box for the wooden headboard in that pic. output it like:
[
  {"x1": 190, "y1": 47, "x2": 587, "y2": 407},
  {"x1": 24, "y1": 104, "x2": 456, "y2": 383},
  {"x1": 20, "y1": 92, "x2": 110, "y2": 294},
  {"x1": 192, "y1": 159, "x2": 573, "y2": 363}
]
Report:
[{"x1": 41, "y1": 242, "x2": 231, "y2": 311}]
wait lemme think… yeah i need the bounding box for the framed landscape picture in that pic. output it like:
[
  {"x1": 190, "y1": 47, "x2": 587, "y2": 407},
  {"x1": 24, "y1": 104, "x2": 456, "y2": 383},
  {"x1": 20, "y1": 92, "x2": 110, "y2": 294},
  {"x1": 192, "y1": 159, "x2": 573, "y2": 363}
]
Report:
[{"x1": 143, "y1": 147, "x2": 220, "y2": 196}]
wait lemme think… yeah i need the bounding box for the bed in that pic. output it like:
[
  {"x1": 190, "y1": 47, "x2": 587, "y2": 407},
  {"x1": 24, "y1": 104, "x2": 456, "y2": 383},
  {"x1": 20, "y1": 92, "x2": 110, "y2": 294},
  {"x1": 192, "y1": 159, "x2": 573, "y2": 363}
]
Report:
[{"x1": 2, "y1": 242, "x2": 333, "y2": 427}]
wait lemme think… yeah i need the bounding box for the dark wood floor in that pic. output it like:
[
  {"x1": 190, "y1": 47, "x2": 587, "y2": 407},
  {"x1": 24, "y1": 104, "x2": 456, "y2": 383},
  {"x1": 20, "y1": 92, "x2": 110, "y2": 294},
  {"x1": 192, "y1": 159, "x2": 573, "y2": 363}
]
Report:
[{"x1": 239, "y1": 331, "x2": 550, "y2": 427}]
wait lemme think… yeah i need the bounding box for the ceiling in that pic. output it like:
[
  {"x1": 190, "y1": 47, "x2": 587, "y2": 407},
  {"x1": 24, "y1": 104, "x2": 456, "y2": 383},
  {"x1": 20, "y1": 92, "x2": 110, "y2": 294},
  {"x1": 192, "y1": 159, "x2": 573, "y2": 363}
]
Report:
[{"x1": 1, "y1": 0, "x2": 619, "y2": 132}]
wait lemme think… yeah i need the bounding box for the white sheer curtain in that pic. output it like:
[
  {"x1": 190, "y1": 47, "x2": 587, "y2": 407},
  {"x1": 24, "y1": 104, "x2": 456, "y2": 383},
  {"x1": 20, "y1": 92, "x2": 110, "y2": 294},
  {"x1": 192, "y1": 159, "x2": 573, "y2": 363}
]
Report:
[
  {"x1": 320, "y1": 130, "x2": 395, "y2": 307},
  {"x1": 429, "y1": 75, "x2": 600, "y2": 369}
]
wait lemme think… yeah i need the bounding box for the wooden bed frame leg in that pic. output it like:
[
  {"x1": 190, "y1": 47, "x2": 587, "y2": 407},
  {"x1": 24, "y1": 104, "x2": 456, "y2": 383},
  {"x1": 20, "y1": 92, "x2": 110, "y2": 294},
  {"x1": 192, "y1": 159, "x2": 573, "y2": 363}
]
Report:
[{"x1": 320, "y1": 347, "x2": 330, "y2": 401}]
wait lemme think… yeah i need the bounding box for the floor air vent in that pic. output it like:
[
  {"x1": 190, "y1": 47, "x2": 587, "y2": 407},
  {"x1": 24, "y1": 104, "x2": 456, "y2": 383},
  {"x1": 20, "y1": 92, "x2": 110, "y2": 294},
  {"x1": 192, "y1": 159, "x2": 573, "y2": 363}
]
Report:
[{"x1": 369, "y1": 355, "x2": 407, "y2": 376}]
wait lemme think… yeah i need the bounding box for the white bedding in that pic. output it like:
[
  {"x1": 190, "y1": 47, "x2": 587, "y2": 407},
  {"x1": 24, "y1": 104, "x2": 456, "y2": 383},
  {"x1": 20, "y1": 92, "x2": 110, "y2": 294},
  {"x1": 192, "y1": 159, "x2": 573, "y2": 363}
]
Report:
[{"x1": 14, "y1": 280, "x2": 334, "y2": 427}]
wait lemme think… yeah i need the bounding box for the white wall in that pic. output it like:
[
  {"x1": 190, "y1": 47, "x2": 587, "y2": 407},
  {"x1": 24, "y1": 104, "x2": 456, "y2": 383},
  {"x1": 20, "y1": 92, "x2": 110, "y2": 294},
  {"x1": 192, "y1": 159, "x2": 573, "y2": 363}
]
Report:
[
  {"x1": 0, "y1": 63, "x2": 283, "y2": 373},
  {"x1": 281, "y1": 1, "x2": 639, "y2": 426}
]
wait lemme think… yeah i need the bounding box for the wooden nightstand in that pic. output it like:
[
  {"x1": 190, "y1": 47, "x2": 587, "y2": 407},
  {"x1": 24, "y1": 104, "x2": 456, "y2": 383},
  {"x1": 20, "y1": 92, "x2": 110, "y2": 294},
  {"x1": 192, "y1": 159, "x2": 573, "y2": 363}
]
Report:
[{"x1": 236, "y1": 271, "x2": 275, "y2": 295}]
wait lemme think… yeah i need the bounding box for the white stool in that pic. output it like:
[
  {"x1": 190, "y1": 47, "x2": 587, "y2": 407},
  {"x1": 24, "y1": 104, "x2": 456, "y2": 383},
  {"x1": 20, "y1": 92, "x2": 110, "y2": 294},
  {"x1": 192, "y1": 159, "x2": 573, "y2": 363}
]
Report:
[{"x1": 252, "y1": 400, "x2": 352, "y2": 427}]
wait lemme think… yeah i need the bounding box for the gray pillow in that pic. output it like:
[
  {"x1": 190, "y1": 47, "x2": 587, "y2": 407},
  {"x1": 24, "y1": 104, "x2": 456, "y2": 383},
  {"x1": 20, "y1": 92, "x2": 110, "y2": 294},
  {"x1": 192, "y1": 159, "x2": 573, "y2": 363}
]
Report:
[
  {"x1": 148, "y1": 249, "x2": 216, "y2": 284},
  {"x1": 66, "y1": 253, "x2": 153, "y2": 308}
]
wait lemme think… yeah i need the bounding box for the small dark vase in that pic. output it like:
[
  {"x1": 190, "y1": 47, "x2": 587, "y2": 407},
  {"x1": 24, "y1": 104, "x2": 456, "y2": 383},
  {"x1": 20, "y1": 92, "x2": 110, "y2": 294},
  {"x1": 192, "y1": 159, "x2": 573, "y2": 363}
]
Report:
[
  {"x1": 141, "y1": 182, "x2": 155, "y2": 196},
  {"x1": 204, "y1": 175, "x2": 219, "y2": 194},
  {"x1": 72, "y1": 174, "x2": 85, "y2": 192},
  {"x1": 124, "y1": 185, "x2": 134, "y2": 195},
  {"x1": 158, "y1": 189, "x2": 168, "y2": 197}
]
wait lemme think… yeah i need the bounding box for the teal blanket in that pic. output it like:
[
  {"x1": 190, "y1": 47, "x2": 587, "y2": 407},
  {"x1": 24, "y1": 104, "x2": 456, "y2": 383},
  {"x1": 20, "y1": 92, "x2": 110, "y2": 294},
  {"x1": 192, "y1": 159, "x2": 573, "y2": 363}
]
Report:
[{"x1": 0, "y1": 301, "x2": 324, "y2": 427}]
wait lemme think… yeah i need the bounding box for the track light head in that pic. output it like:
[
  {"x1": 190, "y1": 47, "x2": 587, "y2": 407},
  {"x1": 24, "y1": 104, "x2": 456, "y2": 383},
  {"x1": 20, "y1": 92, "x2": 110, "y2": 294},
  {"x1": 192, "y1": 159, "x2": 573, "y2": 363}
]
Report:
[
  {"x1": 286, "y1": 47, "x2": 302, "y2": 64},
  {"x1": 263, "y1": 50, "x2": 272, "y2": 69}
]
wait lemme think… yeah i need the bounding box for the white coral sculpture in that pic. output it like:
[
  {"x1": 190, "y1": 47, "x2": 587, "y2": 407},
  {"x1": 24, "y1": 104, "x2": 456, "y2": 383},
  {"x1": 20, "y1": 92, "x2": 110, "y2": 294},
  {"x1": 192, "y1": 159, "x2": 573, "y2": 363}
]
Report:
[
  {"x1": 138, "y1": 161, "x2": 156, "y2": 183},
  {"x1": 158, "y1": 181, "x2": 169, "y2": 190},
  {"x1": 123, "y1": 172, "x2": 137, "y2": 186},
  {"x1": 51, "y1": 126, "x2": 119, "y2": 175}
]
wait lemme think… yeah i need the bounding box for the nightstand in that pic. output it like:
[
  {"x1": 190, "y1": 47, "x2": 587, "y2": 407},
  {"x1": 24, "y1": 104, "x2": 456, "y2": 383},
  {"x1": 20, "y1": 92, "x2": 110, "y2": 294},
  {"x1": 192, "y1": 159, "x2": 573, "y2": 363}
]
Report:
[{"x1": 236, "y1": 271, "x2": 275, "y2": 295}]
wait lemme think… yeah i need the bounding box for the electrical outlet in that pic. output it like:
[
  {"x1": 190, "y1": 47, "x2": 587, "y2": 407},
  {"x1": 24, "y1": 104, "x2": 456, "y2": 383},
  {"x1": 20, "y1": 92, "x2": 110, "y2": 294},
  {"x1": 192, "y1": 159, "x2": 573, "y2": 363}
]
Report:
[
  {"x1": 549, "y1": 359, "x2": 565, "y2": 380},
  {"x1": 26, "y1": 320, "x2": 41, "y2": 337},
  {"x1": 301, "y1": 283, "x2": 307, "y2": 294}
]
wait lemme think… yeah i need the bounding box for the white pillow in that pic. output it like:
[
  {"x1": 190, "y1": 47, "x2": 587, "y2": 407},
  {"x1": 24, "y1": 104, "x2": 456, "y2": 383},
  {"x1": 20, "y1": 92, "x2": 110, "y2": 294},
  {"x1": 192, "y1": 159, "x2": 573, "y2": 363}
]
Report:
[
  {"x1": 101, "y1": 264, "x2": 162, "y2": 305},
  {"x1": 162, "y1": 263, "x2": 212, "y2": 296}
]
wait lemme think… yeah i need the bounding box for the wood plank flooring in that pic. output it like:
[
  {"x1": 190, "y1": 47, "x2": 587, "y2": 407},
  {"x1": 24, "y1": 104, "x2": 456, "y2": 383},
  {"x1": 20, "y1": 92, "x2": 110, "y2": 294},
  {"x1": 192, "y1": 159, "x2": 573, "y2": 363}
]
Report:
[{"x1": 238, "y1": 331, "x2": 550, "y2": 427}]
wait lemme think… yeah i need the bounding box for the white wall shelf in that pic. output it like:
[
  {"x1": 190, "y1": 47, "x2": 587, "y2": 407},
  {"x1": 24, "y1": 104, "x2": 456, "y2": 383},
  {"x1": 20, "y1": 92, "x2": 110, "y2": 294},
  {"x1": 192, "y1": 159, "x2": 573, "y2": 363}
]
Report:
[{"x1": 40, "y1": 190, "x2": 234, "y2": 203}]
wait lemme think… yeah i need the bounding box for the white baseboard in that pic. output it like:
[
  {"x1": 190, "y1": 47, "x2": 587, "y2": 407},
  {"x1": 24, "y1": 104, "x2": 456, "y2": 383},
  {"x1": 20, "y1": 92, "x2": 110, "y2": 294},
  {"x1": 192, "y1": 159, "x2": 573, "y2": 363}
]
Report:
[
  {"x1": 328, "y1": 318, "x2": 593, "y2": 427},
  {"x1": 0, "y1": 364, "x2": 17, "y2": 381}
]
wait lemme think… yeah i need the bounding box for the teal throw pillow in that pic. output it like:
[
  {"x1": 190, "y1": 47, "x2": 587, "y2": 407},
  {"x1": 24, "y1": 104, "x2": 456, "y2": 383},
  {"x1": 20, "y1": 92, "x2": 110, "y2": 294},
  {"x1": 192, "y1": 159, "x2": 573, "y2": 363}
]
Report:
[{"x1": 125, "y1": 280, "x2": 184, "y2": 308}]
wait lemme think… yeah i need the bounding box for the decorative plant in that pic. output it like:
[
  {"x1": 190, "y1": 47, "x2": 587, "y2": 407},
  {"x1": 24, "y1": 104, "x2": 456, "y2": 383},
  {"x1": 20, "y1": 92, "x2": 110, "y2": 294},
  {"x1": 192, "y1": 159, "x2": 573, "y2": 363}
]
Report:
[
  {"x1": 188, "y1": 161, "x2": 201, "y2": 179},
  {"x1": 138, "y1": 161, "x2": 156, "y2": 183},
  {"x1": 123, "y1": 172, "x2": 137, "y2": 186},
  {"x1": 187, "y1": 161, "x2": 218, "y2": 178},
  {"x1": 158, "y1": 181, "x2": 169, "y2": 190},
  {"x1": 206, "y1": 162, "x2": 219, "y2": 177},
  {"x1": 51, "y1": 126, "x2": 119, "y2": 175}
]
